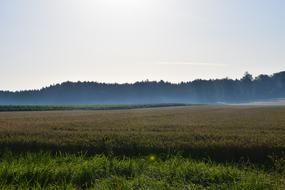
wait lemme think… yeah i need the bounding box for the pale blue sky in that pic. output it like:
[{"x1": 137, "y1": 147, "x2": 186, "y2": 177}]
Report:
[{"x1": 1, "y1": 0, "x2": 285, "y2": 90}]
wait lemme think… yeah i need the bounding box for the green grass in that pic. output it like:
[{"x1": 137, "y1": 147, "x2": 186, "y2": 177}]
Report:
[
  {"x1": 0, "y1": 103, "x2": 188, "y2": 112},
  {"x1": 0, "y1": 152, "x2": 283, "y2": 190}
]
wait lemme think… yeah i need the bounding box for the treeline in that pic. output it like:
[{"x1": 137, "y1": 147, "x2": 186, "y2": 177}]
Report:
[{"x1": 0, "y1": 71, "x2": 284, "y2": 105}]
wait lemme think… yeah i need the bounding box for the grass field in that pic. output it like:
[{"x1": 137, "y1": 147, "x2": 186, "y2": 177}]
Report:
[
  {"x1": 0, "y1": 104, "x2": 188, "y2": 112},
  {"x1": 0, "y1": 105, "x2": 284, "y2": 189},
  {"x1": 0, "y1": 152, "x2": 283, "y2": 189}
]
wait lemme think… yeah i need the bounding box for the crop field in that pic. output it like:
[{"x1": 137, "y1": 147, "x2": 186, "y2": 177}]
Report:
[
  {"x1": 0, "y1": 105, "x2": 284, "y2": 189},
  {"x1": 0, "y1": 104, "x2": 187, "y2": 112}
]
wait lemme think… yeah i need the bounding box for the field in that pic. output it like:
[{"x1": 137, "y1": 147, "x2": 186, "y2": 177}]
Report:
[
  {"x1": 0, "y1": 105, "x2": 284, "y2": 189},
  {"x1": 0, "y1": 104, "x2": 187, "y2": 112}
]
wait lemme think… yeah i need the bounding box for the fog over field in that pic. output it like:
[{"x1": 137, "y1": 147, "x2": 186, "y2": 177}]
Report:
[{"x1": 232, "y1": 99, "x2": 285, "y2": 106}]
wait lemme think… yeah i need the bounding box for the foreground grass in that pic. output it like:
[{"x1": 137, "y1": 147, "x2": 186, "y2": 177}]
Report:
[{"x1": 0, "y1": 152, "x2": 283, "y2": 190}]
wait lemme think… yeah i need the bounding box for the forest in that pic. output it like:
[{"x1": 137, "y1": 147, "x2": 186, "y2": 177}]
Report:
[{"x1": 0, "y1": 71, "x2": 284, "y2": 105}]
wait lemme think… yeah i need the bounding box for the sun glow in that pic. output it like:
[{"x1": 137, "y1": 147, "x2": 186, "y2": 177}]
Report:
[
  {"x1": 102, "y1": 0, "x2": 142, "y2": 6},
  {"x1": 74, "y1": 0, "x2": 145, "y2": 9},
  {"x1": 71, "y1": 0, "x2": 149, "y2": 20}
]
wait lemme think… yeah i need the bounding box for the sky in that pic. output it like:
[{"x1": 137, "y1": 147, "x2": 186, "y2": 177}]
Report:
[{"x1": 0, "y1": 0, "x2": 285, "y2": 91}]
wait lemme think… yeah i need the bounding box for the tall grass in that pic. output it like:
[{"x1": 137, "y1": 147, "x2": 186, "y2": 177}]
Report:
[{"x1": 0, "y1": 152, "x2": 283, "y2": 190}]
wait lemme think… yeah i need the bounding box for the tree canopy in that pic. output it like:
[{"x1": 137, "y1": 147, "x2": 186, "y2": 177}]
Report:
[{"x1": 1, "y1": 71, "x2": 284, "y2": 105}]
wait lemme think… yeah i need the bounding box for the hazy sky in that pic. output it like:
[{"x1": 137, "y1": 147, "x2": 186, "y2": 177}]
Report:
[{"x1": 1, "y1": 0, "x2": 285, "y2": 90}]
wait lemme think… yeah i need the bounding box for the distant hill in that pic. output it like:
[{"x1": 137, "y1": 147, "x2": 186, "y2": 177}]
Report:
[{"x1": 1, "y1": 71, "x2": 285, "y2": 105}]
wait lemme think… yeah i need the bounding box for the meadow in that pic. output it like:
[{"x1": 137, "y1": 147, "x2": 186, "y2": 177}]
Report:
[
  {"x1": 0, "y1": 105, "x2": 284, "y2": 189},
  {"x1": 0, "y1": 104, "x2": 187, "y2": 112}
]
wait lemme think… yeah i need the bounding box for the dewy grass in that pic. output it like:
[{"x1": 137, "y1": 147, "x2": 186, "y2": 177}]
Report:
[{"x1": 0, "y1": 152, "x2": 283, "y2": 190}]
